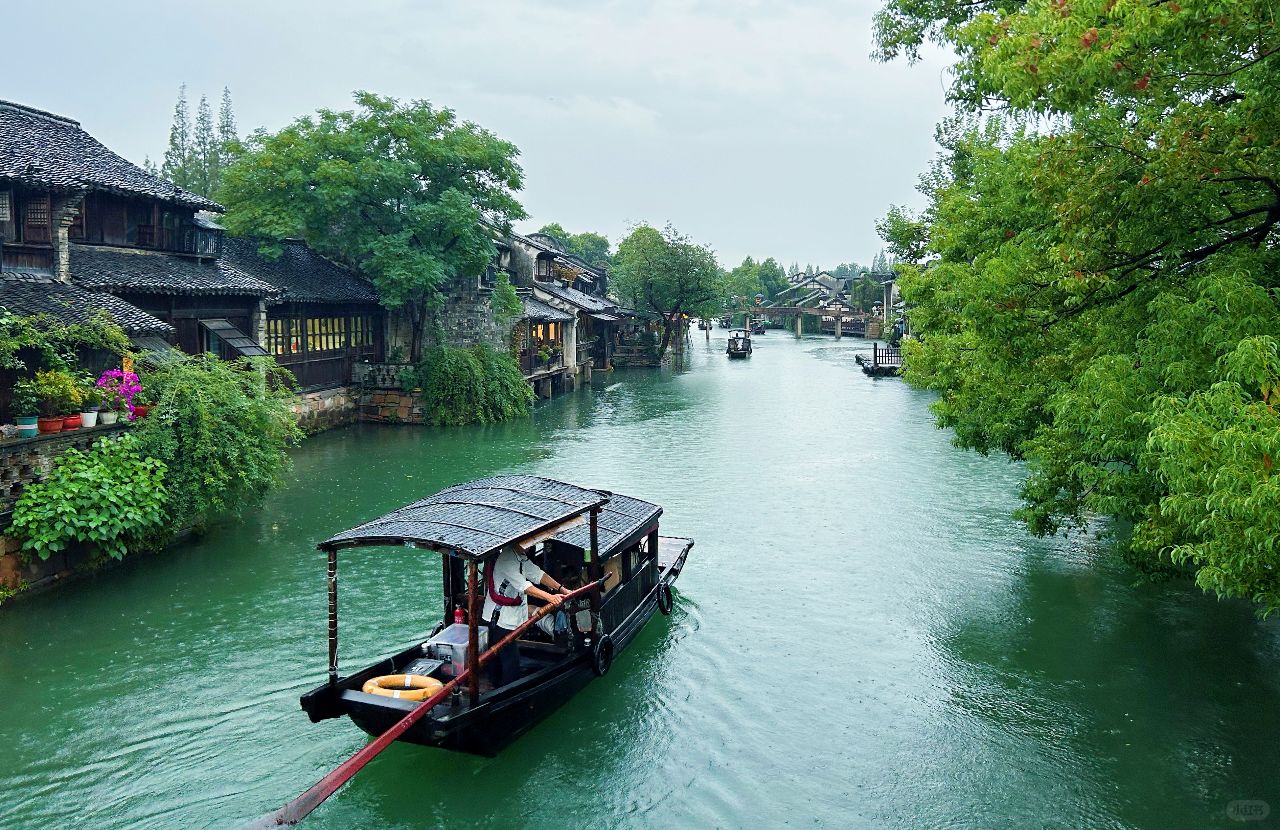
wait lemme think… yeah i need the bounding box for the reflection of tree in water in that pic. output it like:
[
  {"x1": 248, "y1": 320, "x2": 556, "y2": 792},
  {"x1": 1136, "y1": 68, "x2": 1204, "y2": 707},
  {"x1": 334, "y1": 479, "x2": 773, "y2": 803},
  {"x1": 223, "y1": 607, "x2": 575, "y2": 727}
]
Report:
[{"x1": 931, "y1": 541, "x2": 1280, "y2": 829}]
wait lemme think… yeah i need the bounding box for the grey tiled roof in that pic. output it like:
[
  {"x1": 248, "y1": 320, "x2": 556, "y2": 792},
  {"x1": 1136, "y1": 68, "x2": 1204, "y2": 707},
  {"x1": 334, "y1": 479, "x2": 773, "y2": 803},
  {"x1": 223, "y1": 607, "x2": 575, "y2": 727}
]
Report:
[
  {"x1": 0, "y1": 100, "x2": 221, "y2": 212},
  {"x1": 320, "y1": 475, "x2": 611, "y2": 559},
  {"x1": 535, "y1": 280, "x2": 616, "y2": 313},
  {"x1": 70, "y1": 244, "x2": 276, "y2": 297},
  {"x1": 522, "y1": 296, "x2": 573, "y2": 323},
  {"x1": 0, "y1": 276, "x2": 173, "y2": 335},
  {"x1": 221, "y1": 237, "x2": 379, "y2": 305}
]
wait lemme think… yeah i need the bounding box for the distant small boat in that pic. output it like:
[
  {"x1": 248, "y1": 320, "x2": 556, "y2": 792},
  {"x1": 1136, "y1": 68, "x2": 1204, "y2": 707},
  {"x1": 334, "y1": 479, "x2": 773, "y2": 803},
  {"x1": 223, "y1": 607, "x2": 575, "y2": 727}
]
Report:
[
  {"x1": 751, "y1": 321, "x2": 765, "y2": 335},
  {"x1": 726, "y1": 329, "x2": 752, "y2": 358}
]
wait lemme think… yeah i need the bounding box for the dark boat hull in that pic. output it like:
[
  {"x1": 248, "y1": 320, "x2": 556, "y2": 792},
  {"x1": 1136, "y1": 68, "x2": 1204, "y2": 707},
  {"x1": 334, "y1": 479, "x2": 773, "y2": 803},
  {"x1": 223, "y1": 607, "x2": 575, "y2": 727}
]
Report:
[
  {"x1": 346, "y1": 587, "x2": 658, "y2": 756},
  {"x1": 302, "y1": 538, "x2": 691, "y2": 757}
]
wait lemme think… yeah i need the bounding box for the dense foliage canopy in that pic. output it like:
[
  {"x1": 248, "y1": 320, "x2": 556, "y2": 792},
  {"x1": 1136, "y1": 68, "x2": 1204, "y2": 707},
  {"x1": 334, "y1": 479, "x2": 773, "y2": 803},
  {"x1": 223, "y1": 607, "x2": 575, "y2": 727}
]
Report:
[
  {"x1": 876, "y1": 0, "x2": 1280, "y2": 612},
  {"x1": 218, "y1": 92, "x2": 526, "y2": 360},
  {"x1": 132, "y1": 355, "x2": 303, "y2": 530},
  {"x1": 613, "y1": 224, "x2": 724, "y2": 353},
  {"x1": 409, "y1": 343, "x2": 533, "y2": 427},
  {"x1": 536, "y1": 223, "x2": 613, "y2": 269}
]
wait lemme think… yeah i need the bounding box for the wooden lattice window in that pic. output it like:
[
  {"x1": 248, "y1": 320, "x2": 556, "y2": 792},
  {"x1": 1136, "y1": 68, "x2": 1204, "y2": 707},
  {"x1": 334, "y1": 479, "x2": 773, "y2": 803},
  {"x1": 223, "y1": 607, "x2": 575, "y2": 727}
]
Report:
[
  {"x1": 23, "y1": 196, "x2": 50, "y2": 243},
  {"x1": 265, "y1": 318, "x2": 301, "y2": 356}
]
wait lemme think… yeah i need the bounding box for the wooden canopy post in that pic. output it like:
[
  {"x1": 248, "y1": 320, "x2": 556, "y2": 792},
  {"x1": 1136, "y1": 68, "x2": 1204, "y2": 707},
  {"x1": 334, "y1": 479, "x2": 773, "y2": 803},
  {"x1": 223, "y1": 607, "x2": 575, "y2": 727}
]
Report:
[
  {"x1": 442, "y1": 555, "x2": 453, "y2": 629},
  {"x1": 327, "y1": 549, "x2": 339, "y2": 686},
  {"x1": 467, "y1": 560, "x2": 480, "y2": 704},
  {"x1": 589, "y1": 506, "x2": 602, "y2": 616}
]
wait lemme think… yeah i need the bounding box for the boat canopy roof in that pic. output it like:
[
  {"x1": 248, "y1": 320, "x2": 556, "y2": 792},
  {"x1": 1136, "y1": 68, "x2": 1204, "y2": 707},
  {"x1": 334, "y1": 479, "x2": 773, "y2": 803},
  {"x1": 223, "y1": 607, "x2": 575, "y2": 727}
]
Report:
[
  {"x1": 318, "y1": 475, "x2": 659, "y2": 560},
  {"x1": 555, "y1": 491, "x2": 662, "y2": 558}
]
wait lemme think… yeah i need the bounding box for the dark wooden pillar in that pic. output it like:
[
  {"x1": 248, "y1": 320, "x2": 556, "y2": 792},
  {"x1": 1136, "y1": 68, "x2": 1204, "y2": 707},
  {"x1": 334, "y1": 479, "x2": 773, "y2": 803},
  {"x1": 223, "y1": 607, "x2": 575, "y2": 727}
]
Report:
[
  {"x1": 467, "y1": 560, "x2": 480, "y2": 704},
  {"x1": 589, "y1": 506, "x2": 602, "y2": 617},
  {"x1": 442, "y1": 555, "x2": 453, "y2": 629},
  {"x1": 327, "y1": 548, "x2": 339, "y2": 685}
]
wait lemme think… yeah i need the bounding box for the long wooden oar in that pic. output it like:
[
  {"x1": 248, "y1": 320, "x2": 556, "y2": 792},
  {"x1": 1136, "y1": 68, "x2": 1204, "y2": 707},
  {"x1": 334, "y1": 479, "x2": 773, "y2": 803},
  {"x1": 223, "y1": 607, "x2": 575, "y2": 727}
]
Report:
[{"x1": 242, "y1": 580, "x2": 602, "y2": 828}]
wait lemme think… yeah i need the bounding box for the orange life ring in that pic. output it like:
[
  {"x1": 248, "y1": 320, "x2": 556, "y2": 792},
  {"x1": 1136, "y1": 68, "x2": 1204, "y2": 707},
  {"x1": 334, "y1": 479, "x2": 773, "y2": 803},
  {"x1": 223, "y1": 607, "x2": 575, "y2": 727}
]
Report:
[{"x1": 361, "y1": 674, "x2": 444, "y2": 701}]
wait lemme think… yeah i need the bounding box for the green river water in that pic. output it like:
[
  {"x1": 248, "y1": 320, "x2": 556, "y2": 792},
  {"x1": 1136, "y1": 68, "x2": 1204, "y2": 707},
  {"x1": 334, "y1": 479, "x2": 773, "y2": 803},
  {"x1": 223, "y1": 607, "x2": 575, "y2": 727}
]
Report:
[{"x1": 2, "y1": 332, "x2": 1279, "y2": 829}]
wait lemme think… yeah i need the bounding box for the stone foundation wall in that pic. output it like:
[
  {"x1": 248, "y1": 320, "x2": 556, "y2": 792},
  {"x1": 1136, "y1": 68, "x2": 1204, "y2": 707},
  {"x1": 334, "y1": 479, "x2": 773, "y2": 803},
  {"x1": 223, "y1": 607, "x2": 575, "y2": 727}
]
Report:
[
  {"x1": 0, "y1": 424, "x2": 130, "y2": 515},
  {"x1": 292, "y1": 386, "x2": 358, "y2": 433},
  {"x1": 359, "y1": 389, "x2": 428, "y2": 424},
  {"x1": 432, "y1": 277, "x2": 506, "y2": 349},
  {"x1": 0, "y1": 423, "x2": 133, "y2": 598}
]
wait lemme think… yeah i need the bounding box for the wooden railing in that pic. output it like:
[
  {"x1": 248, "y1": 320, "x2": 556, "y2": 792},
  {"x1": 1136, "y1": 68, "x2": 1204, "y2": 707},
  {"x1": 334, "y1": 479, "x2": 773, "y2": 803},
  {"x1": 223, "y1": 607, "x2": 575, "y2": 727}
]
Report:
[
  {"x1": 521, "y1": 349, "x2": 563, "y2": 376},
  {"x1": 872, "y1": 343, "x2": 902, "y2": 367}
]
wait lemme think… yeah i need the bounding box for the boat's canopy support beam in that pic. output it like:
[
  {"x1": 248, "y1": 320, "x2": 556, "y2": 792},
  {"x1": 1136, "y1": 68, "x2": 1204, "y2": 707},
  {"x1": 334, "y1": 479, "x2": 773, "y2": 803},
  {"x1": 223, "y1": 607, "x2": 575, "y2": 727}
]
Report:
[
  {"x1": 327, "y1": 549, "x2": 339, "y2": 685},
  {"x1": 467, "y1": 561, "x2": 480, "y2": 705}
]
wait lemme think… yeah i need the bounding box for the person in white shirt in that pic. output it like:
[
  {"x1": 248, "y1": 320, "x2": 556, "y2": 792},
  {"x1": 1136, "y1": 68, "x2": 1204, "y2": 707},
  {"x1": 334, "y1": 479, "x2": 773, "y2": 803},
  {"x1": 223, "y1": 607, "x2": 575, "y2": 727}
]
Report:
[{"x1": 482, "y1": 544, "x2": 568, "y2": 686}]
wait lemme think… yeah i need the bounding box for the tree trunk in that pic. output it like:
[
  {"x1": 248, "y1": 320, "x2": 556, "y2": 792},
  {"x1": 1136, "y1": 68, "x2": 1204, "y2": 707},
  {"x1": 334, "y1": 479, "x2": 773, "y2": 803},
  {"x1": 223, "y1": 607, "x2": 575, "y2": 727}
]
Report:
[
  {"x1": 659, "y1": 313, "x2": 677, "y2": 355},
  {"x1": 408, "y1": 302, "x2": 425, "y2": 363}
]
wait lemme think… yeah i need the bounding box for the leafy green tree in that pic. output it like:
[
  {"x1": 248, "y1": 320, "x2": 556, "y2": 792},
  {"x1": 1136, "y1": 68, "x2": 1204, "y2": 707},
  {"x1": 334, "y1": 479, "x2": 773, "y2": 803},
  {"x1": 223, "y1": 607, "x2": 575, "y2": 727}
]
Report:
[
  {"x1": 536, "y1": 223, "x2": 612, "y2": 269},
  {"x1": 613, "y1": 224, "x2": 723, "y2": 353},
  {"x1": 160, "y1": 84, "x2": 194, "y2": 190},
  {"x1": 217, "y1": 86, "x2": 238, "y2": 171},
  {"x1": 876, "y1": 0, "x2": 1280, "y2": 612},
  {"x1": 758, "y1": 257, "x2": 789, "y2": 298},
  {"x1": 193, "y1": 95, "x2": 218, "y2": 197},
  {"x1": 218, "y1": 92, "x2": 526, "y2": 360}
]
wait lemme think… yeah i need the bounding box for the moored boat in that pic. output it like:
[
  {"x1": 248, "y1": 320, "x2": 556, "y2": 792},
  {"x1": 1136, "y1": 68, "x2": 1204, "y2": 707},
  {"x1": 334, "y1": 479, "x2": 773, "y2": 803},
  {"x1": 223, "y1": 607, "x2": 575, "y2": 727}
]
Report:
[{"x1": 299, "y1": 475, "x2": 693, "y2": 757}]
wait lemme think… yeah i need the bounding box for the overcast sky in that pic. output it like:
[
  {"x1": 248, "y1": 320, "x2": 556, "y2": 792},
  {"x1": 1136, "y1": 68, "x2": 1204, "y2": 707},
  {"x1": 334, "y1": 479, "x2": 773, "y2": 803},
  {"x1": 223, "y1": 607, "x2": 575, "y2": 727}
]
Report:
[{"x1": 9, "y1": 0, "x2": 952, "y2": 270}]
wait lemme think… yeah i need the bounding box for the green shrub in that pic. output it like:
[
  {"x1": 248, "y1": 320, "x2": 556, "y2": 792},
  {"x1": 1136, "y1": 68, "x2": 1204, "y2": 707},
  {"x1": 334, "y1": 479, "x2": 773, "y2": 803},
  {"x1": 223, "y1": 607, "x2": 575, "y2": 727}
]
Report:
[
  {"x1": 132, "y1": 355, "x2": 303, "y2": 528},
  {"x1": 470, "y1": 343, "x2": 534, "y2": 422},
  {"x1": 0, "y1": 308, "x2": 129, "y2": 373},
  {"x1": 11, "y1": 434, "x2": 167, "y2": 561},
  {"x1": 417, "y1": 343, "x2": 533, "y2": 427},
  {"x1": 30, "y1": 368, "x2": 81, "y2": 416}
]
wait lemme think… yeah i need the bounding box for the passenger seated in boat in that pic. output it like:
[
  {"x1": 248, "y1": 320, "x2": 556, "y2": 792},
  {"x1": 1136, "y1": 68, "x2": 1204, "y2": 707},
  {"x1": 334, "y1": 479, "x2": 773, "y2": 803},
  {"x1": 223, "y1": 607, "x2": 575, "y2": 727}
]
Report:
[{"x1": 482, "y1": 543, "x2": 570, "y2": 686}]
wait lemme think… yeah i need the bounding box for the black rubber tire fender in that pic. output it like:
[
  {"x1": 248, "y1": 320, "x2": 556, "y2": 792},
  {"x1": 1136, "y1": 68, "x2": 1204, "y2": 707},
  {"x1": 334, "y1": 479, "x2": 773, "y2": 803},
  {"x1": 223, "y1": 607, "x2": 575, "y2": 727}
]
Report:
[
  {"x1": 592, "y1": 634, "x2": 614, "y2": 677},
  {"x1": 657, "y1": 582, "x2": 675, "y2": 616}
]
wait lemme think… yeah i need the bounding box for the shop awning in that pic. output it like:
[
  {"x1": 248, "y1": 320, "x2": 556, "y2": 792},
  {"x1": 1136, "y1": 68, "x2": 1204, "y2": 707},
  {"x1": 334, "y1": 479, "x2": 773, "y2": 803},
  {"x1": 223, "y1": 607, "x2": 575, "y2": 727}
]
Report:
[
  {"x1": 589, "y1": 311, "x2": 622, "y2": 323},
  {"x1": 199, "y1": 318, "x2": 269, "y2": 357}
]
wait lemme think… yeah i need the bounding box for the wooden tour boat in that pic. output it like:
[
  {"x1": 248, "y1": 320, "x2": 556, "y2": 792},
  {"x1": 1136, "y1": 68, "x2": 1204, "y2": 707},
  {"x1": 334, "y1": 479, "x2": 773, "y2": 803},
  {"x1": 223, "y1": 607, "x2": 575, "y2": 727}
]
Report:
[
  {"x1": 299, "y1": 475, "x2": 693, "y2": 757},
  {"x1": 726, "y1": 329, "x2": 753, "y2": 358}
]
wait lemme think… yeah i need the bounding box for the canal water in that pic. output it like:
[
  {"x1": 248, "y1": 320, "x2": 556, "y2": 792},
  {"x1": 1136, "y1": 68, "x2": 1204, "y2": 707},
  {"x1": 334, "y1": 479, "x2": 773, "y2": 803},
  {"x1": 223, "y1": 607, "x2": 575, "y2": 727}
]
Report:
[{"x1": 2, "y1": 332, "x2": 1278, "y2": 829}]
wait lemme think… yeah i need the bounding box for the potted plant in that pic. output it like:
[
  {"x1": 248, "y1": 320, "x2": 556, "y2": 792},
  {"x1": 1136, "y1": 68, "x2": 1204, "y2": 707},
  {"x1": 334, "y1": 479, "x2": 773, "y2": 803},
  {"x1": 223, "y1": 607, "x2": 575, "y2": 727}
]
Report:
[
  {"x1": 62, "y1": 381, "x2": 85, "y2": 431},
  {"x1": 31, "y1": 369, "x2": 78, "y2": 434},
  {"x1": 131, "y1": 387, "x2": 155, "y2": 420},
  {"x1": 536, "y1": 345, "x2": 551, "y2": 365},
  {"x1": 96, "y1": 369, "x2": 141, "y2": 423},
  {"x1": 79, "y1": 383, "x2": 103, "y2": 428},
  {"x1": 98, "y1": 389, "x2": 122, "y2": 425},
  {"x1": 11, "y1": 379, "x2": 39, "y2": 438}
]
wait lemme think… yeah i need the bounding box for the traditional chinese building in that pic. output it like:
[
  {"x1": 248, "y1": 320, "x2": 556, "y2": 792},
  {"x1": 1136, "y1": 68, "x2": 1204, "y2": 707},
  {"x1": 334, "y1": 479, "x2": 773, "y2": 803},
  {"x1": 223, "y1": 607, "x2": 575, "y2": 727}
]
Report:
[{"x1": 0, "y1": 99, "x2": 385, "y2": 398}]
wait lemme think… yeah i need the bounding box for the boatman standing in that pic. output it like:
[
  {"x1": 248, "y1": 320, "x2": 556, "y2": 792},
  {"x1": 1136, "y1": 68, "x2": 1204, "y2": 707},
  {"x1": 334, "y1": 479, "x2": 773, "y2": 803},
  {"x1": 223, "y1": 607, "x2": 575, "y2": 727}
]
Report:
[{"x1": 482, "y1": 544, "x2": 568, "y2": 686}]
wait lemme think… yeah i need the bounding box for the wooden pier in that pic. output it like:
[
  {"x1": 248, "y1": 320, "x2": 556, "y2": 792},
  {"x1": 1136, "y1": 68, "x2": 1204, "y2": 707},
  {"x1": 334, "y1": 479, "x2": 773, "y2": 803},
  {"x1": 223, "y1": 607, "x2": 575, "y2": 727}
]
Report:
[{"x1": 855, "y1": 342, "x2": 902, "y2": 376}]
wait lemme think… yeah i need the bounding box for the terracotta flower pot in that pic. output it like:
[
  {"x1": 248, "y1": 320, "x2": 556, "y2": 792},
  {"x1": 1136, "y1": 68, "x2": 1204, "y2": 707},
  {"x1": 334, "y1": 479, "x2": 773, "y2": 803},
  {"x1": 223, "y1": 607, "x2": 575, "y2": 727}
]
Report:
[
  {"x1": 62, "y1": 414, "x2": 82, "y2": 431},
  {"x1": 131, "y1": 405, "x2": 151, "y2": 420},
  {"x1": 37, "y1": 416, "x2": 64, "y2": 434}
]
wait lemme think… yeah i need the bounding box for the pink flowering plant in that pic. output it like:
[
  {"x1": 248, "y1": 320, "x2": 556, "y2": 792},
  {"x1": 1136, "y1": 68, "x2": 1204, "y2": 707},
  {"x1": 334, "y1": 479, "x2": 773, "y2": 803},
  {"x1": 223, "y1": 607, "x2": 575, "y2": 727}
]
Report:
[{"x1": 96, "y1": 369, "x2": 142, "y2": 415}]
